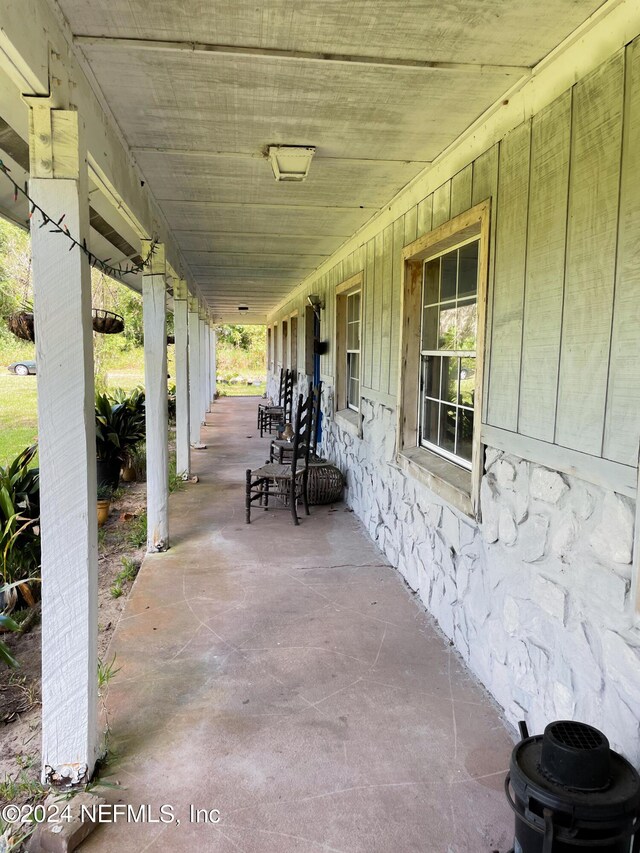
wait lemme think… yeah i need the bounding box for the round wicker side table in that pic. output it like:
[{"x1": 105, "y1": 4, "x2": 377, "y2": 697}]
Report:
[{"x1": 307, "y1": 463, "x2": 344, "y2": 506}]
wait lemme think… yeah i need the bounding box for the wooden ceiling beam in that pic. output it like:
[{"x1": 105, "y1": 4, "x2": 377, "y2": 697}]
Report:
[{"x1": 74, "y1": 35, "x2": 531, "y2": 76}]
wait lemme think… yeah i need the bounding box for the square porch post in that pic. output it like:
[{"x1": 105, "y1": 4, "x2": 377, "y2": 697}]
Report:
[
  {"x1": 210, "y1": 325, "x2": 217, "y2": 402},
  {"x1": 28, "y1": 104, "x2": 98, "y2": 784},
  {"x1": 188, "y1": 297, "x2": 204, "y2": 448},
  {"x1": 142, "y1": 240, "x2": 169, "y2": 552},
  {"x1": 199, "y1": 311, "x2": 207, "y2": 421},
  {"x1": 174, "y1": 278, "x2": 190, "y2": 477}
]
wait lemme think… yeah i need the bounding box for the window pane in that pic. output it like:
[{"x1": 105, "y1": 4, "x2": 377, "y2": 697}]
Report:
[
  {"x1": 441, "y1": 356, "x2": 458, "y2": 404},
  {"x1": 441, "y1": 251, "x2": 457, "y2": 301},
  {"x1": 457, "y1": 300, "x2": 477, "y2": 351},
  {"x1": 424, "y1": 258, "x2": 439, "y2": 305},
  {"x1": 348, "y1": 377, "x2": 360, "y2": 409},
  {"x1": 347, "y1": 320, "x2": 359, "y2": 350},
  {"x1": 438, "y1": 305, "x2": 457, "y2": 350},
  {"x1": 459, "y1": 358, "x2": 475, "y2": 407},
  {"x1": 423, "y1": 355, "x2": 440, "y2": 399},
  {"x1": 422, "y1": 305, "x2": 439, "y2": 350},
  {"x1": 438, "y1": 404, "x2": 457, "y2": 454},
  {"x1": 349, "y1": 352, "x2": 360, "y2": 382},
  {"x1": 458, "y1": 241, "x2": 479, "y2": 298},
  {"x1": 422, "y1": 397, "x2": 439, "y2": 445},
  {"x1": 456, "y1": 408, "x2": 474, "y2": 463},
  {"x1": 348, "y1": 292, "x2": 360, "y2": 323}
]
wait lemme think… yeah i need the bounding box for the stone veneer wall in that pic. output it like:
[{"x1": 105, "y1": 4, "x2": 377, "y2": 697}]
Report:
[{"x1": 322, "y1": 396, "x2": 640, "y2": 765}]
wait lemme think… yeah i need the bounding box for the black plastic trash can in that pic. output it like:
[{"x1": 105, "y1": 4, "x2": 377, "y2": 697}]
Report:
[{"x1": 505, "y1": 720, "x2": 640, "y2": 852}]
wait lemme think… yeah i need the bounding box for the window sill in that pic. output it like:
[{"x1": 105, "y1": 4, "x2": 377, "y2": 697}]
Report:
[
  {"x1": 334, "y1": 408, "x2": 361, "y2": 438},
  {"x1": 397, "y1": 446, "x2": 473, "y2": 517}
]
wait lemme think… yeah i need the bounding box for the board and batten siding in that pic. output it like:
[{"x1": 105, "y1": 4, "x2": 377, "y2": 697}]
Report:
[{"x1": 271, "y1": 39, "x2": 640, "y2": 487}]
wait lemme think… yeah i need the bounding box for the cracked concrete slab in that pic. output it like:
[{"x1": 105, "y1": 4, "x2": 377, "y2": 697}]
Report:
[{"x1": 82, "y1": 397, "x2": 514, "y2": 852}]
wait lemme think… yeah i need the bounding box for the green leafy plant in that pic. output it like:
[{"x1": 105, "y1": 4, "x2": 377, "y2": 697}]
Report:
[
  {"x1": 109, "y1": 557, "x2": 140, "y2": 599},
  {"x1": 118, "y1": 556, "x2": 139, "y2": 583},
  {"x1": 0, "y1": 445, "x2": 40, "y2": 588},
  {"x1": 168, "y1": 458, "x2": 185, "y2": 494},
  {"x1": 0, "y1": 611, "x2": 20, "y2": 669},
  {"x1": 125, "y1": 512, "x2": 147, "y2": 548},
  {"x1": 98, "y1": 654, "x2": 121, "y2": 692},
  {"x1": 95, "y1": 391, "x2": 146, "y2": 463},
  {"x1": 96, "y1": 484, "x2": 113, "y2": 502}
]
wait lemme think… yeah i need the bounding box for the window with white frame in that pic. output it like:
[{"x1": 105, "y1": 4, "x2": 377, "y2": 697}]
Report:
[
  {"x1": 335, "y1": 272, "x2": 364, "y2": 416},
  {"x1": 397, "y1": 201, "x2": 489, "y2": 517},
  {"x1": 346, "y1": 290, "x2": 361, "y2": 411},
  {"x1": 420, "y1": 239, "x2": 479, "y2": 469}
]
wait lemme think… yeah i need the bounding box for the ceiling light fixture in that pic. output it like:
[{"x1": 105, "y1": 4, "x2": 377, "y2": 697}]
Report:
[{"x1": 268, "y1": 145, "x2": 316, "y2": 182}]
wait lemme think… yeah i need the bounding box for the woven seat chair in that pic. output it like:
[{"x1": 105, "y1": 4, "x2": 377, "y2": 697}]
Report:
[
  {"x1": 269, "y1": 381, "x2": 323, "y2": 464},
  {"x1": 257, "y1": 368, "x2": 295, "y2": 437},
  {"x1": 257, "y1": 367, "x2": 284, "y2": 429},
  {"x1": 246, "y1": 382, "x2": 314, "y2": 525}
]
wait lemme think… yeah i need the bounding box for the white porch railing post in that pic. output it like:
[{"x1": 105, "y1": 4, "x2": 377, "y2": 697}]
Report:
[
  {"x1": 174, "y1": 278, "x2": 190, "y2": 477},
  {"x1": 142, "y1": 241, "x2": 169, "y2": 552},
  {"x1": 188, "y1": 297, "x2": 203, "y2": 447},
  {"x1": 28, "y1": 105, "x2": 99, "y2": 785}
]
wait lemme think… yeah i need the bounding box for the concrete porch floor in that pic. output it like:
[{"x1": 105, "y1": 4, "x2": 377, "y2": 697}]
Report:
[{"x1": 84, "y1": 396, "x2": 515, "y2": 853}]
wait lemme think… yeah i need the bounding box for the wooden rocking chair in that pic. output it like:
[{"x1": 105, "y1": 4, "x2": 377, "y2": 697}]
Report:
[
  {"x1": 269, "y1": 381, "x2": 323, "y2": 464},
  {"x1": 257, "y1": 368, "x2": 295, "y2": 437},
  {"x1": 246, "y1": 382, "x2": 313, "y2": 525}
]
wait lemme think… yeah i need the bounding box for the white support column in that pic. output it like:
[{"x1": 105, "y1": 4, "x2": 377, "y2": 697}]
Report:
[
  {"x1": 28, "y1": 104, "x2": 98, "y2": 785},
  {"x1": 211, "y1": 325, "x2": 217, "y2": 402},
  {"x1": 199, "y1": 312, "x2": 207, "y2": 423},
  {"x1": 188, "y1": 297, "x2": 204, "y2": 448},
  {"x1": 174, "y1": 279, "x2": 190, "y2": 477},
  {"x1": 142, "y1": 241, "x2": 169, "y2": 552},
  {"x1": 203, "y1": 317, "x2": 211, "y2": 413},
  {"x1": 206, "y1": 321, "x2": 212, "y2": 412}
]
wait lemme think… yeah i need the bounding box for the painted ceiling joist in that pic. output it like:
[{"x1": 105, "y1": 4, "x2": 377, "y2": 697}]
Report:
[
  {"x1": 131, "y1": 147, "x2": 431, "y2": 166},
  {"x1": 155, "y1": 198, "x2": 378, "y2": 211},
  {"x1": 74, "y1": 35, "x2": 531, "y2": 76}
]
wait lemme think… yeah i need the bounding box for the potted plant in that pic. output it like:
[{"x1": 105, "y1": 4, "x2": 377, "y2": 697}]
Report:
[
  {"x1": 96, "y1": 484, "x2": 113, "y2": 527},
  {"x1": 0, "y1": 445, "x2": 40, "y2": 612},
  {"x1": 95, "y1": 390, "x2": 146, "y2": 489}
]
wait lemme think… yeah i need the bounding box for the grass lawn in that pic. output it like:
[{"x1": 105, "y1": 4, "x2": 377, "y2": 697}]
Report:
[
  {"x1": 0, "y1": 365, "x2": 145, "y2": 467},
  {"x1": 218, "y1": 382, "x2": 265, "y2": 397},
  {"x1": 0, "y1": 372, "x2": 39, "y2": 466}
]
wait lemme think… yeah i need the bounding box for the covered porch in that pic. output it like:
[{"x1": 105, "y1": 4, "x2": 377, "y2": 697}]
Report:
[
  {"x1": 0, "y1": 0, "x2": 639, "y2": 846},
  {"x1": 83, "y1": 396, "x2": 513, "y2": 852}
]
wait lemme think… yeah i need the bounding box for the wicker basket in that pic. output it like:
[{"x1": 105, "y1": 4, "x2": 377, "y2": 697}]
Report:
[
  {"x1": 307, "y1": 463, "x2": 344, "y2": 506},
  {"x1": 7, "y1": 311, "x2": 35, "y2": 342},
  {"x1": 92, "y1": 309, "x2": 124, "y2": 335}
]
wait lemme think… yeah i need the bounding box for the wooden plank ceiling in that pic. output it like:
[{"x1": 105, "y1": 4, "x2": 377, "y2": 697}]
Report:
[{"x1": 56, "y1": 0, "x2": 605, "y2": 322}]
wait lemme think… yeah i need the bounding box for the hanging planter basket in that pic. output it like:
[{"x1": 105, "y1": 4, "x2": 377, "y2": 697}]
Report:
[
  {"x1": 92, "y1": 309, "x2": 124, "y2": 335},
  {"x1": 166, "y1": 334, "x2": 175, "y2": 345},
  {"x1": 7, "y1": 311, "x2": 35, "y2": 342}
]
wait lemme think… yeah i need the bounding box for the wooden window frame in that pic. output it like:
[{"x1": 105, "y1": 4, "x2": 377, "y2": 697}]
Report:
[
  {"x1": 419, "y1": 237, "x2": 480, "y2": 469},
  {"x1": 281, "y1": 318, "x2": 288, "y2": 370},
  {"x1": 289, "y1": 312, "x2": 298, "y2": 378},
  {"x1": 274, "y1": 321, "x2": 279, "y2": 370},
  {"x1": 397, "y1": 200, "x2": 490, "y2": 517},
  {"x1": 334, "y1": 272, "x2": 364, "y2": 419}
]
